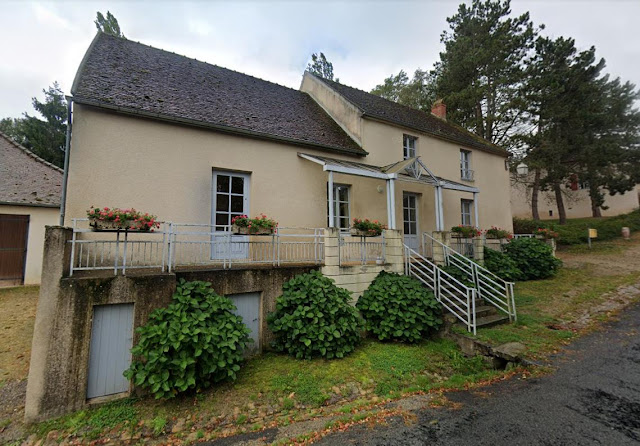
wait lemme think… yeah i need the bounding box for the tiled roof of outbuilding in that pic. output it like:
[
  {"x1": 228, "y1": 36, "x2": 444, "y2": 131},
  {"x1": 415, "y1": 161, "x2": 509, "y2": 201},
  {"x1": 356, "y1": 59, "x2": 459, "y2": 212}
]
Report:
[
  {"x1": 0, "y1": 133, "x2": 62, "y2": 207},
  {"x1": 71, "y1": 33, "x2": 365, "y2": 156},
  {"x1": 312, "y1": 75, "x2": 508, "y2": 157}
]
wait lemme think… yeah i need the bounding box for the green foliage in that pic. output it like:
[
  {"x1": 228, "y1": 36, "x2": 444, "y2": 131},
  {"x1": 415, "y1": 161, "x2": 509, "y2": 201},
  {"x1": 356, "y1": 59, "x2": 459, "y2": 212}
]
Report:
[
  {"x1": 95, "y1": 11, "x2": 125, "y2": 37},
  {"x1": 484, "y1": 248, "x2": 523, "y2": 281},
  {"x1": 1, "y1": 82, "x2": 67, "y2": 167},
  {"x1": 151, "y1": 416, "x2": 166, "y2": 435},
  {"x1": 370, "y1": 69, "x2": 436, "y2": 111},
  {"x1": 513, "y1": 210, "x2": 640, "y2": 245},
  {"x1": 503, "y1": 238, "x2": 561, "y2": 280},
  {"x1": 356, "y1": 271, "x2": 442, "y2": 343},
  {"x1": 124, "y1": 279, "x2": 250, "y2": 399},
  {"x1": 267, "y1": 271, "x2": 363, "y2": 359},
  {"x1": 307, "y1": 53, "x2": 335, "y2": 81},
  {"x1": 440, "y1": 264, "x2": 474, "y2": 287}
]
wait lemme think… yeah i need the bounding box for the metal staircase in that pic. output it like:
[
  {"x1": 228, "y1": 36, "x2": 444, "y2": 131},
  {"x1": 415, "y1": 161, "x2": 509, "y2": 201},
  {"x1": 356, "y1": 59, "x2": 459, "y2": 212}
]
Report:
[{"x1": 403, "y1": 233, "x2": 517, "y2": 334}]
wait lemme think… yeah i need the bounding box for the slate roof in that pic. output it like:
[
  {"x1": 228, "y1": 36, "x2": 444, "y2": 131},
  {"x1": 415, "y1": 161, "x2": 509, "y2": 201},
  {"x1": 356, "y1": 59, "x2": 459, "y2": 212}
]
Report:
[
  {"x1": 312, "y1": 75, "x2": 508, "y2": 157},
  {"x1": 0, "y1": 133, "x2": 63, "y2": 207},
  {"x1": 72, "y1": 33, "x2": 365, "y2": 156}
]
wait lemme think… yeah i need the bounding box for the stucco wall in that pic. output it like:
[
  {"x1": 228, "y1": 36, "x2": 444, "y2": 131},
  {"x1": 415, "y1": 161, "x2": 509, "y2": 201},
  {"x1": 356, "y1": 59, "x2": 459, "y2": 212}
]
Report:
[
  {"x1": 66, "y1": 103, "x2": 512, "y2": 246},
  {"x1": 511, "y1": 176, "x2": 640, "y2": 220},
  {"x1": 0, "y1": 204, "x2": 59, "y2": 284}
]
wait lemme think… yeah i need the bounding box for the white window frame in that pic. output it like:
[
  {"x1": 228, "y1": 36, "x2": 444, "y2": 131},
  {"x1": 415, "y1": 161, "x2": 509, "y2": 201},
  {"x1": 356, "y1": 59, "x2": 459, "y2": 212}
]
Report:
[
  {"x1": 460, "y1": 149, "x2": 473, "y2": 181},
  {"x1": 327, "y1": 183, "x2": 351, "y2": 230},
  {"x1": 461, "y1": 199, "x2": 473, "y2": 226},
  {"x1": 403, "y1": 134, "x2": 417, "y2": 159}
]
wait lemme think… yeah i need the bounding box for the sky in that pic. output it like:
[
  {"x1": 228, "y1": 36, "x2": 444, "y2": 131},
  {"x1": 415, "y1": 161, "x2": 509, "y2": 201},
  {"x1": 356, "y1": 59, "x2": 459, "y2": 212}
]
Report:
[{"x1": 0, "y1": 0, "x2": 639, "y2": 119}]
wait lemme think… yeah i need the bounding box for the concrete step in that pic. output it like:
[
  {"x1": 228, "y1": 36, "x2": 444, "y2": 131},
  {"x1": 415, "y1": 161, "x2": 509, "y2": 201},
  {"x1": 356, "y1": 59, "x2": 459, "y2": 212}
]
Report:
[
  {"x1": 475, "y1": 313, "x2": 510, "y2": 328},
  {"x1": 452, "y1": 305, "x2": 496, "y2": 319}
]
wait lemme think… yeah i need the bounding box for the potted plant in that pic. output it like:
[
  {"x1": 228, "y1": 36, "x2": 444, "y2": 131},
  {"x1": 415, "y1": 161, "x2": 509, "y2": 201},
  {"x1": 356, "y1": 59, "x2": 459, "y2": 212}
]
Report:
[
  {"x1": 87, "y1": 207, "x2": 160, "y2": 231},
  {"x1": 350, "y1": 218, "x2": 385, "y2": 237},
  {"x1": 231, "y1": 214, "x2": 278, "y2": 235},
  {"x1": 485, "y1": 226, "x2": 513, "y2": 240},
  {"x1": 535, "y1": 228, "x2": 559, "y2": 240},
  {"x1": 450, "y1": 225, "x2": 481, "y2": 238}
]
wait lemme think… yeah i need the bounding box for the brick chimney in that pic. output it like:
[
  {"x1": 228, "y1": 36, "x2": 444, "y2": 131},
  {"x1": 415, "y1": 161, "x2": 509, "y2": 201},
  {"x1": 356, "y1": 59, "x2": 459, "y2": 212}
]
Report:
[{"x1": 431, "y1": 99, "x2": 446, "y2": 120}]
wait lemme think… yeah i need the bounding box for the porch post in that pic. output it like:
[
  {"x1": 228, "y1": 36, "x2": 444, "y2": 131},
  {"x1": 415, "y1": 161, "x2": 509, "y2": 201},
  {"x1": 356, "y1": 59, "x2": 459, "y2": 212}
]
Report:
[
  {"x1": 389, "y1": 178, "x2": 397, "y2": 229},
  {"x1": 437, "y1": 185, "x2": 445, "y2": 231},
  {"x1": 386, "y1": 179, "x2": 392, "y2": 229},
  {"x1": 328, "y1": 171, "x2": 335, "y2": 228},
  {"x1": 434, "y1": 186, "x2": 442, "y2": 231},
  {"x1": 473, "y1": 192, "x2": 479, "y2": 228}
]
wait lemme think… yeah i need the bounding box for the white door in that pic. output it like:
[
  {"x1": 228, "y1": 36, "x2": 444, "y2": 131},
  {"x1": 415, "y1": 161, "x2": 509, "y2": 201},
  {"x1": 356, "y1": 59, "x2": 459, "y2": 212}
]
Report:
[
  {"x1": 228, "y1": 292, "x2": 261, "y2": 356},
  {"x1": 212, "y1": 171, "x2": 250, "y2": 260},
  {"x1": 403, "y1": 193, "x2": 420, "y2": 251}
]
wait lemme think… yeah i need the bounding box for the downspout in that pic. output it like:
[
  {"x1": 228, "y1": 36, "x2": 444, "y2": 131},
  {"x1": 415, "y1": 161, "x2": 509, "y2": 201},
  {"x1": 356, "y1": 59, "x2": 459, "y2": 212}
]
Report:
[{"x1": 59, "y1": 97, "x2": 73, "y2": 225}]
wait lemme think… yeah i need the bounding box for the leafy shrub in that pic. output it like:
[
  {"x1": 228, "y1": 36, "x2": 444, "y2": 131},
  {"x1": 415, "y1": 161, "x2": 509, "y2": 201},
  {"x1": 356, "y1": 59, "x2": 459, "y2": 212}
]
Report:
[
  {"x1": 356, "y1": 271, "x2": 442, "y2": 343},
  {"x1": 485, "y1": 226, "x2": 513, "y2": 239},
  {"x1": 267, "y1": 270, "x2": 363, "y2": 359},
  {"x1": 451, "y1": 225, "x2": 481, "y2": 237},
  {"x1": 440, "y1": 264, "x2": 474, "y2": 287},
  {"x1": 124, "y1": 279, "x2": 250, "y2": 399},
  {"x1": 483, "y1": 248, "x2": 523, "y2": 281},
  {"x1": 512, "y1": 217, "x2": 547, "y2": 235},
  {"x1": 503, "y1": 238, "x2": 562, "y2": 280}
]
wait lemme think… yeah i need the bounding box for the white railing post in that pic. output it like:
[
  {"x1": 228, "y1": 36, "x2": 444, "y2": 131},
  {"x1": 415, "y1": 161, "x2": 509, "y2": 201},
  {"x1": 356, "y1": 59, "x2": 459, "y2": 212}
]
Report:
[{"x1": 69, "y1": 220, "x2": 77, "y2": 277}]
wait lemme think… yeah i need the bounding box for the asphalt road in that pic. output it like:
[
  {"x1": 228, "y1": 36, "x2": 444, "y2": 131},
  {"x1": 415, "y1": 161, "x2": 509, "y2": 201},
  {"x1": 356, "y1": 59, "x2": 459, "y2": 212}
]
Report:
[{"x1": 317, "y1": 302, "x2": 640, "y2": 446}]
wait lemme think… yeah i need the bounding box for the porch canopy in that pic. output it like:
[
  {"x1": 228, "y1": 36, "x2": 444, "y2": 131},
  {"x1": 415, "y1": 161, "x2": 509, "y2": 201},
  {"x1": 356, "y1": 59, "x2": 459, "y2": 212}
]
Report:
[{"x1": 298, "y1": 153, "x2": 480, "y2": 231}]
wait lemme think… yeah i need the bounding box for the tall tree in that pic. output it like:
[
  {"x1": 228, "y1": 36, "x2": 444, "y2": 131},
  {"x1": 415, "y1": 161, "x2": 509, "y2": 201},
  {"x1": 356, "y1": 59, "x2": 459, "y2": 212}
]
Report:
[
  {"x1": 95, "y1": 11, "x2": 125, "y2": 37},
  {"x1": 0, "y1": 83, "x2": 67, "y2": 167},
  {"x1": 435, "y1": 0, "x2": 537, "y2": 151},
  {"x1": 371, "y1": 69, "x2": 437, "y2": 111},
  {"x1": 307, "y1": 53, "x2": 335, "y2": 81}
]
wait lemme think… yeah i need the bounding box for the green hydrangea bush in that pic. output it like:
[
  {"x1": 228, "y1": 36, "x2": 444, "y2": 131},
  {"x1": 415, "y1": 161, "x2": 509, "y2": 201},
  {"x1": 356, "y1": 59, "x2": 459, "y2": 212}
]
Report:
[
  {"x1": 503, "y1": 238, "x2": 562, "y2": 280},
  {"x1": 267, "y1": 270, "x2": 363, "y2": 359},
  {"x1": 124, "y1": 279, "x2": 250, "y2": 399},
  {"x1": 483, "y1": 247, "x2": 523, "y2": 281},
  {"x1": 356, "y1": 271, "x2": 443, "y2": 343}
]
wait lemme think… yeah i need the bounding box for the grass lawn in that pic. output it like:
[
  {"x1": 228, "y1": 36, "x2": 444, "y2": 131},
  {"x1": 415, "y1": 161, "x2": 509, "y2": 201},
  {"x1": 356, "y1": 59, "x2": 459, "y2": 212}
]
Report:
[{"x1": 3, "y1": 233, "x2": 640, "y2": 444}]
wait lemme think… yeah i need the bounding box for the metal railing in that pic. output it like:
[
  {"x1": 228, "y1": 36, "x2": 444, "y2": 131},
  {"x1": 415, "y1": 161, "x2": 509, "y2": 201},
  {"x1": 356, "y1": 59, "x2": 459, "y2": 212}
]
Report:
[
  {"x1": 69, "y1": 218, "x2": 169, "y2": 275},
  {"x1": 461, "y1": 169, "x2": 475, "y2": 181},
  {"x1": 422, "y1": 232, "x2": 517, "y2": 323},
  {"x1": 68, "y1": 219, "x2": 325, "y2": 275},
  {"x1": 404, "y1": 245, "x2": 477, "y2": 334},
  {"x1": 338, "y1": 232, "x2": 385, "y2": 266},
  {"x1": 449, "y1": 236, "x2": 475, "y2": 258}
]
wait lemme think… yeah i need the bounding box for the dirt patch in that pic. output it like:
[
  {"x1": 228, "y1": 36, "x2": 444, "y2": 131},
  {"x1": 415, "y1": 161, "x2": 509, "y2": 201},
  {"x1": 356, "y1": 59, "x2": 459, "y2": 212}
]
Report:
[
  {"x1": 0, "y1": 286, "x2": 38, "y2": 386},
  {"x1": 557, "y1": 234, "x2": 640, "y2": 277}
]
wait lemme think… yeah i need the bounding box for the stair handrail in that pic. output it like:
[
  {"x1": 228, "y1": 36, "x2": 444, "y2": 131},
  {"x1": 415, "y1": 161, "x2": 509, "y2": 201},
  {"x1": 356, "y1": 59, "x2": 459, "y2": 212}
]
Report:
[
  {"x1": 404, "y1": 245, "x2": 477, "y2": 334},
  {"x1": 422, "y1": 232, "x2": 516, "y2": 322}
]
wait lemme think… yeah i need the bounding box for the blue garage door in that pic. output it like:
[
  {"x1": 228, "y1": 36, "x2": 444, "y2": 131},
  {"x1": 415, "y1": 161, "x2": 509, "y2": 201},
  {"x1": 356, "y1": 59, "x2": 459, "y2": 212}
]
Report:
[{"x1": 87, "y1": 304, "x2": 134, "y2": 399}]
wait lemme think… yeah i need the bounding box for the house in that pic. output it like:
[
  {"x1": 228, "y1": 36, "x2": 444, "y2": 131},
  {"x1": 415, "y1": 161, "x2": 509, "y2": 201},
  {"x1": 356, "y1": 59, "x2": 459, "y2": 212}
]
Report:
[
  {"x1": 0, "y1": 132, "x2": 62, "y2": 286},
  {"x1": 26, "y1": 33, "x2": 517, "y2": 422},
  {"x1": 63, "y1": 32, "x2": 512, "y2": 243},
  {"x1": 511, "y1": 164, "x2": 640, "y2": 220}
]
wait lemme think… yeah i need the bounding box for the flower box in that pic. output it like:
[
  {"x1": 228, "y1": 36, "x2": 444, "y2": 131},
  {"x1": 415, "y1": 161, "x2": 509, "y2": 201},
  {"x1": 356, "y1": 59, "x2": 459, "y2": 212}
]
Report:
[
  {"x1": 232, "y1": 225, "x2": 275, "y2": 235},
  {"x1": 350, "y1": 228, "x2": 382, "y2": 237},
  {"x1": 450, "y1": 225, "x2": 481, "y2": 238},
  {"x1": 87, "y1": 207, "x2": 160, "y2": 232}
]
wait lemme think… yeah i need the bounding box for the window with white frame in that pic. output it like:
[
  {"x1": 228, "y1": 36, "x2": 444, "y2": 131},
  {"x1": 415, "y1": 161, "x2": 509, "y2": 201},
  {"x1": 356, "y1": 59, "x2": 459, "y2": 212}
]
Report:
[
  {"x1": 461, "y1": 199, "x2": 473, "y2": 226},
  {"x1": 403, "y1": 134, "x2": 417, "y2": 159},
  {"x1": 327, "y1": 184, "x2": 351, "y2": 229},
  {"x1": 460, "y1": 149, "x2": 473, "y2": 181}
]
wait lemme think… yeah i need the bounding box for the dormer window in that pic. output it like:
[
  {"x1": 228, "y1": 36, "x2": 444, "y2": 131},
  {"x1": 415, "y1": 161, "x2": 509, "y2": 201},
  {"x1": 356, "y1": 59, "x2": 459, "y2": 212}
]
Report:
[{"x1": 403, "y1": 135, "x2": 417, "y2": 159}]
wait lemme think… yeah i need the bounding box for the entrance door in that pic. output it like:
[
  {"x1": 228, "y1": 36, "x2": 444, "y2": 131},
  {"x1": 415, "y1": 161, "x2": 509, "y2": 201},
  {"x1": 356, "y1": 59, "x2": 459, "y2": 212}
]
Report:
[
  {"x1": 87, "y1": 304, "x2": 134, "y2": 399},
  {"x1": 212, "y1": 171, "x2": 250, "y2": 260},
  {"x1": 403, "y1": 193, "x2": 420, "y2": 251},
  {"x1": 228, "y1": 292, "x2": 260, "y2": 356},
  {"x1": 0, "y1": 214, "x2": 29, "y2": 286}
]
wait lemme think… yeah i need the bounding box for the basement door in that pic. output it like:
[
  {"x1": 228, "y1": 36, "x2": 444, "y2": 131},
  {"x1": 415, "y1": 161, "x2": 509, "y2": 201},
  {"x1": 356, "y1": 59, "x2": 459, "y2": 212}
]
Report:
[
  {"x1": 87, "y1": 304, "x2": 134, "y2": 399},
  {"x1": 403, "y1": 193, "x2": 420, "y2": 251},
  {"x1": 228, "y1": 292, "x2": 260, "y2": 355},
  {"x1": 0, "y1": 214, "x2": 29, "y2": 287},
  {"x1": 212, "y1": 171, "x2": 250, "y2": 260}
]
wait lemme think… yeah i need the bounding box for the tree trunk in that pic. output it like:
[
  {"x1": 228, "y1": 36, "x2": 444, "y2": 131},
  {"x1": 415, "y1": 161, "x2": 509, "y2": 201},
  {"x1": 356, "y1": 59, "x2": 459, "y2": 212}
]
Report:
[
  {"x1": 531, "y1": 168, "x2": 541, "y2": 220},
  {"x1": 588, "y1": 183, "x2": 603, "y2": 218},
  {"x1": 553, "y1": 182, "x2": 567, "y2": 224},
  {"x1": 591, "y1": 201, "x2": 602, "y2": 218}
]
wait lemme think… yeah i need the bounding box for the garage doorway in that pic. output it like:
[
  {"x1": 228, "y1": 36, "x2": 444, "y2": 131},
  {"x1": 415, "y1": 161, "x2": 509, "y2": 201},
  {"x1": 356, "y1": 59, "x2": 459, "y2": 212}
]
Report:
[{"x1": 0, "y1": 214, "x2": 29, "y2": 286}]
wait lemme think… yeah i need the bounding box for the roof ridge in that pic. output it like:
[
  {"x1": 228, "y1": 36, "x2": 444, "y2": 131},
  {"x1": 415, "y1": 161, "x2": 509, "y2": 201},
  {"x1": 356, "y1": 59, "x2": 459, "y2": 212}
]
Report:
[
  {"x1": 0, "y1": 131, "x2": 64, "y2": 173},
  {"x1": 309, "y1": 72, "x2": 506, "y2": 154},
  {"x1": 95, "y1": 32, "x2": 302, "y2": 94}
]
